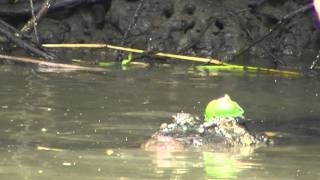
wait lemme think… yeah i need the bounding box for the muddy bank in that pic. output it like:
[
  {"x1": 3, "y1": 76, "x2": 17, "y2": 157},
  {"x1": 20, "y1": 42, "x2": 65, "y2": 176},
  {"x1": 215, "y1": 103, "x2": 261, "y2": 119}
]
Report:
[{"x1": 0, "y1": 0, "x2": 318, "y2": 67}]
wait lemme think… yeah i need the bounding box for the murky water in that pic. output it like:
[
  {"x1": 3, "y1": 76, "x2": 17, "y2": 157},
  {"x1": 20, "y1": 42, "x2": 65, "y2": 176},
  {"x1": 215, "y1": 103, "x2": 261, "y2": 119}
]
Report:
[{"x1": 0, "y1": 64, "x2": 320, "y2": 180}]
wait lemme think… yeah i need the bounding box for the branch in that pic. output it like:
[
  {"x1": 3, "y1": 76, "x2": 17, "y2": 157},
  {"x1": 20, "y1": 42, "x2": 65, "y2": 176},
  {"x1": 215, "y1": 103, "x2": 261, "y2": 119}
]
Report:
[
  {"x1": 0, "y1": 19, "x2": 55, "y2": 60},
  {"x1": 21, "y1": 0, "x2": 57, "y2": 34},
  {"x1": 232, "y1": 3, "x2": 313, "y2": 60},
  {"x1": 0, "y1": 54, "x2": 107, "y2": 72}
]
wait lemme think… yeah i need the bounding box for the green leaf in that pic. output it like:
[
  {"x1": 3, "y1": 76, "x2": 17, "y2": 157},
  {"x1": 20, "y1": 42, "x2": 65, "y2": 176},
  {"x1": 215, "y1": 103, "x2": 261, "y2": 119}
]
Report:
[
  {"x1": 121, "y1": 53, "x2": 133, "y2": 66},
  {"x1": 204, "y1": 94, "x2": 244, "y2": 122}
]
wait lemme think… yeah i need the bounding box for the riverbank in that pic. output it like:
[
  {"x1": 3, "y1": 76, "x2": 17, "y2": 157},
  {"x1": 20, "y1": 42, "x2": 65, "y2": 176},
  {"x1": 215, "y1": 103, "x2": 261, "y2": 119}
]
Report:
[{"x1": 0, "y1": 0, "x2": 318, "y2": 68}]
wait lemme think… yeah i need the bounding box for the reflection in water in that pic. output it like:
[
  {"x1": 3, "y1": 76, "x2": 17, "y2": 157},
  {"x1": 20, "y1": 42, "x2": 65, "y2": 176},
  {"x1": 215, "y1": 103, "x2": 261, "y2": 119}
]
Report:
[
  {"x1": 203, "y1": 149, "x2": 255, "y2": 179},
  {"x1": 151, "y1": 151, "x2": 189, "y2": 178},
  {"x1": 148, "y1": 147, "x2": 256, "y2": 179}
]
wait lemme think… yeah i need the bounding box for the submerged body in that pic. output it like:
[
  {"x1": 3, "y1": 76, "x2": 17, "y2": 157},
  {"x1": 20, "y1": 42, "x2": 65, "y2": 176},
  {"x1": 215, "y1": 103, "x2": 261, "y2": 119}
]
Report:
[{"x1": 142, "y1": 113, "x2": 272, "y2": 151}]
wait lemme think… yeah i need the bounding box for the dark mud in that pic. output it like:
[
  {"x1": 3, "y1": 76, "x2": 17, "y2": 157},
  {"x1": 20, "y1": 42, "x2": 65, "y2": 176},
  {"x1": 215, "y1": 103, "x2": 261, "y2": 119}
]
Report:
[{"x1": 0, "y1": 0, "x2": 318, "y2": 67}]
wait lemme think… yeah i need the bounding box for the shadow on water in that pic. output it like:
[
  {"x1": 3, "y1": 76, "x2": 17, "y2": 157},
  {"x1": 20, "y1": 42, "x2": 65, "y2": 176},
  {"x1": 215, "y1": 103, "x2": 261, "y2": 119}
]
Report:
[
  {"x1": 0, "y1": 64, "x2": 320, "y2": 179},
  {"x1": 247, "y1": 116, "x2": 320, "y2": 145}
]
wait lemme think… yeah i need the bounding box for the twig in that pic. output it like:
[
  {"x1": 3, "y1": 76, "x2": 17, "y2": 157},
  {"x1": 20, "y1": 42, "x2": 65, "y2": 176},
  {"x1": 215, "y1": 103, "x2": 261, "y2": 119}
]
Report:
[
  {"x1": 178, "y1": 9, "x2": 250, "y2": 54},
  {"x1": 232, "y1": 3, "x2": 313, "y2": 60},
  {"x1": 28, "y1": 0, "x2": 39, "y2": 42},
  {"x1": 21, "y1": 0, "x2": 56, "y2": 34},
  {"x1": 0, "y1": 18, "x2": 27, "y2": 38},
  {"x1": 244, "y1": 28, "x2": 284, "y2": 66},
  {"x1": 120, "y1": 0, "x2": 145, "y2": 46},
  {"x1": 0, "y1": 19, "x2": 55, "y2": 60},
  {"x1": 0, "y1": 54, "x2": 107, "y2": 72},
  {"x1": 42, "y1": 43, "x2": 302, "y2": 76},
  {"x1": 230, "y1": 8, "x2": 284, "y2": 66},
  {"x1": 233, "y1": 9, "x2": 285, "y2": 66},
  {"x1": 310, "y1": 49, "x2": 320, "y2": 70},
  {"x1": 118, "y1": 0, "x2": 145, "y2": 61},
  {"x1": 43, "y1": 43, "x2": 224, "y2": 64}
]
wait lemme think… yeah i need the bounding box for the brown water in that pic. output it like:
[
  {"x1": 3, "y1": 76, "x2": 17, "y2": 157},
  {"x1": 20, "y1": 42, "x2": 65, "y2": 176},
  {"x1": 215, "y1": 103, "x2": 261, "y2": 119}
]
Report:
[{"x1": 0, "y1": 64, "x2": 320, "y2": 180}]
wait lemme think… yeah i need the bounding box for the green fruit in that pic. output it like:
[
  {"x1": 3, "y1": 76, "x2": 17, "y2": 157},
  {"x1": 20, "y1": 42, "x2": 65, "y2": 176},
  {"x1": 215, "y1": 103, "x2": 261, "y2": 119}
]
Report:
[{"x1": 204, "y1": 94, "x2": 244, "y2": 122}]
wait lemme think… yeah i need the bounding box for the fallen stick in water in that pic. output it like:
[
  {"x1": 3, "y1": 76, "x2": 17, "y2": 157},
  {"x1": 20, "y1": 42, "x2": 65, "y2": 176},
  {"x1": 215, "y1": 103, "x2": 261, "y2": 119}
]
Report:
[
  {"x1": 0, "y1": 54, "x2": 107, "y2": 72},
  {"x1": 42, "y1": 43, "x2": 302, "y2": 76},
  {"x1": 42, "y1": 43, "x2": 226, "y2": 65}
]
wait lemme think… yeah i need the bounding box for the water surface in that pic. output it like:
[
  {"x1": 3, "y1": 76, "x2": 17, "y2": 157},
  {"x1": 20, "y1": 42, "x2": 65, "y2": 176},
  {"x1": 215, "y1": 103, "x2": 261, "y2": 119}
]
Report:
[{"x1": 0, "y1": 65, "x2": 320, "y2": 179}]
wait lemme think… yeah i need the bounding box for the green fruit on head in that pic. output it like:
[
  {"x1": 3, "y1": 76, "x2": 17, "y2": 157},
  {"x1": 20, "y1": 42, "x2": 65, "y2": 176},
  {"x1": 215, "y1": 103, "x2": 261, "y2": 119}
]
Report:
[{"x1": 204, "y1": 94, "x2": 244, "y2": 122}]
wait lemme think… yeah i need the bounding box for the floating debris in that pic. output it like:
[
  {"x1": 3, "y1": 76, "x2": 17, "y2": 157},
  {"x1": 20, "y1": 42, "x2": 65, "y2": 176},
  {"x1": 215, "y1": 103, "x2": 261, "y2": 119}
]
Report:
[
  {"x1": 37, "y1": 146, "x2": 64, "y2": 152},
  {"x1": 105, "y1": 149, "x2": 114, "y2": 156}
]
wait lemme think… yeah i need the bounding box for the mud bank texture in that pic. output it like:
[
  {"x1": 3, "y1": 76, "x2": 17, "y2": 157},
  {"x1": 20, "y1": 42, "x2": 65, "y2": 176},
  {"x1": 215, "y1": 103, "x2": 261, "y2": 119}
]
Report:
[{"x1": 0, "y1": 0, "x2": 318, "y2": 66}]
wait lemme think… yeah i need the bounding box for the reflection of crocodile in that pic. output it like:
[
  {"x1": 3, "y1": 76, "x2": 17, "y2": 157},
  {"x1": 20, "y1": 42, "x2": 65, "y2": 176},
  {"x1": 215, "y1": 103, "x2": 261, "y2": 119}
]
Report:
[{"x1": 142, "y1": 95, "x2": 273, "y2": 151}]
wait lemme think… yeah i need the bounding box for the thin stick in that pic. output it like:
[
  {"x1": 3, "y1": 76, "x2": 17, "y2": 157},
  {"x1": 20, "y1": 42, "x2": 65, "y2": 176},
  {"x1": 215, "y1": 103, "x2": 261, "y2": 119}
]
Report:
[
  {"x1": 42, "y1": 43, "x2": 223, "y2": 64},
  {"x1": 310, "y1": 49, "x2": 320, "y2": 70},
  {"x1": 118, "y1": 0, "x2": 145, "y2": 62},
  {"x1": 28, "y1": 0, "x2": 39, "y2": 42},
  {"x1": 0, "y1": 54, "x2": 107, "y2": 72},
  {"x1": 42, "y1": 43, "x2": 301, "y2": 76},
  {"x1": 232, "y1": 3, "x2": 313, "y2": 60},
  {"x1": 21, "y1": 0, "x2": 56, "y2": 34},
  {"x1": 0, "y1": 19, "x2": 54, "y2": 60},
  {"x1": 120, "y1": 0, "x2": 145, "y2": 46}
]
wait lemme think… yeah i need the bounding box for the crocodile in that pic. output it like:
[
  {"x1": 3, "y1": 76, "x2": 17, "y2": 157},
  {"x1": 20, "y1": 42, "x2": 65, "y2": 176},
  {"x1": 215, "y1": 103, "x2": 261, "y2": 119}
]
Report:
[{"x1": 142, "y1": 95, "x2": 273, "y2": 151}]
